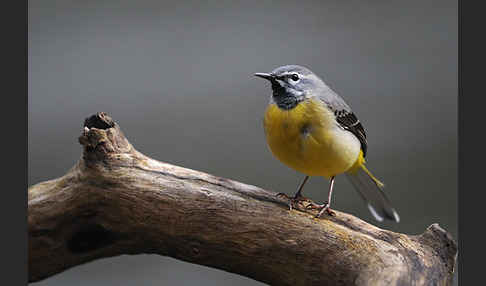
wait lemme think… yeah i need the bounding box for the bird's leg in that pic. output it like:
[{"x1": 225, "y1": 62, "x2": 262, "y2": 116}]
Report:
[
  {"x1": 306, "y1": 176, "x2": 336, "y2": 217},
  {"x1": 277, "y1": 176, "x2": 310, "y2": 210}
]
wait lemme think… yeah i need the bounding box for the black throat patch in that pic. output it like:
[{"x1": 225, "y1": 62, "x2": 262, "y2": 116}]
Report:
[
  {"x1": 271, "y1": 82, "x2": 303, "y2": 110},
  {"x1": 273, "y1": 95, "x2": 302, "y2": 110}
]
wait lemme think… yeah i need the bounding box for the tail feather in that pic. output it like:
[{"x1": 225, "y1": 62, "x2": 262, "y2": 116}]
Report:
[{"x1": 346, "y1": 165, "x2": 400, "y2": 223}]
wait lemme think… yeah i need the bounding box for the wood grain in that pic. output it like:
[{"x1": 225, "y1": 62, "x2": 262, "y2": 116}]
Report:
[{"x1": 28, "y1": 112, "x2": 457, "y2": 285}]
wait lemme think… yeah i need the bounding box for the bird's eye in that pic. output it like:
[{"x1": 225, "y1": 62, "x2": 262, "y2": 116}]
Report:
[{"x1": 290, "y1": 74, "x2": 299, "y2": 81}]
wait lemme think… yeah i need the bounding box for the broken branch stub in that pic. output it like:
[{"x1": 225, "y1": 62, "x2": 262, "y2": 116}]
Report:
[{"x1": 28, "y1": 112, "x2": 458, "y2": 285}]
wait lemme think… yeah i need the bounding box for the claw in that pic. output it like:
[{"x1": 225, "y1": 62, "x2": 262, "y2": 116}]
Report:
[
  {"x1": 304, "y1": 201, "x2": 336, "y2": 218},
  {"x1": 276, "y1": 193, "x2": 311, "y2": 211},
  {"x1": 306, "y1": 201, "x2": 328, "y2": 210},
  {"x1": 315, "y1": 204, "x2": 335, "y2": 218}
]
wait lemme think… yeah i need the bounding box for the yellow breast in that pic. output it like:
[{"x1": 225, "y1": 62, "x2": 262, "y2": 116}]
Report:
[{"x1": 263, "y1": 98, "x2": 360, "y2": 178}]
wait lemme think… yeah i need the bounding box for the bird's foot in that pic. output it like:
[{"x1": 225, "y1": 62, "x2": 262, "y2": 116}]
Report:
[
  {"x1": 276, "y1": 193, "x2": 312, "y2": 211},
  {"x1": 306, "y1": 201, "x2": 336, "y2": 218}
]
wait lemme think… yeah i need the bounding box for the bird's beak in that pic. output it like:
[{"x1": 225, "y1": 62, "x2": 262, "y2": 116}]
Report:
[{"x1": 254, "y1": 73, "x2": 274, "y2": 81}]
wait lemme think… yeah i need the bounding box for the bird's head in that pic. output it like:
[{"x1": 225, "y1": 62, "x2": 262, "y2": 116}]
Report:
[{"x1": 254, "y1": 65, "x2": 325, "y2": 110}]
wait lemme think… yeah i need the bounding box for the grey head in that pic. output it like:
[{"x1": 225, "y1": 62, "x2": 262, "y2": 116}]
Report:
[
  {"x1": 254, "y1": 65, "x2": 328, "y2": 110},
  {"x1": 255, "y1": 65, "x2": 361, "y2": 151}
]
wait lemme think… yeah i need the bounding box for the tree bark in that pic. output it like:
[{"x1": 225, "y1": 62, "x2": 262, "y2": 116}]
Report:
[{"x1": 28, "y1": 112, "x2": 457, "y2": 286}]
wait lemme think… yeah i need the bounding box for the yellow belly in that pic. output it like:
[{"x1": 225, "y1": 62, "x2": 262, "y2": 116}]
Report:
[{"x1": 263, "y1": 98, "x2": 361, "y2": 178}]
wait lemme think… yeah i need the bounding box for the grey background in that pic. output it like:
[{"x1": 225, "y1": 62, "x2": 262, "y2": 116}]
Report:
[{"x1": 29, "y1": 0, "x2": 457, "y2": 285}]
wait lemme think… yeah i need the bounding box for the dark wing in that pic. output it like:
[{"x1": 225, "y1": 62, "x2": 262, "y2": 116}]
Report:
[
  {"x1": 333, "y1": 109, "x2": 367, "y2": 157},
  {"x1": 316, "y1": 88, "x2": 368, "y2": 157}
]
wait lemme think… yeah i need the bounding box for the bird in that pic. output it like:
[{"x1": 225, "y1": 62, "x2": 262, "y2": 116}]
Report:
[{"x1": 254, "y1": 65, "x2": 400, "y2": 223}]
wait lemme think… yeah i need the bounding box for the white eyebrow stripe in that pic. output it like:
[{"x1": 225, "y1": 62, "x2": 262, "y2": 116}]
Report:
[{"x1": 280, "y1": 71, "x2": 299, "y2": 77}]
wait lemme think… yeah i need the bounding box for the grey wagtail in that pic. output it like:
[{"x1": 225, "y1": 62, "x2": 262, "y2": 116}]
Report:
[{"x1": 254, "y1": 65, "x2": 399, "y2": 222}]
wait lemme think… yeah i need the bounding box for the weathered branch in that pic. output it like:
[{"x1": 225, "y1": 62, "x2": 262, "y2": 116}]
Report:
[{"x1": 28, "y1": 112, "x2": 457, "y2": 285}]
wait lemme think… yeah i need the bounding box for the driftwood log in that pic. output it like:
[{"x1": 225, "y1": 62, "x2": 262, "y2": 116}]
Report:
[{"x1": 28, "y1": 112, "x2": 457, "y2": 286}]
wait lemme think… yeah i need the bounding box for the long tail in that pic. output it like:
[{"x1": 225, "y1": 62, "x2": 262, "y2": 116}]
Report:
[{"x1": 346, "y1": 152, "x2": 400, "y2": 223}]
